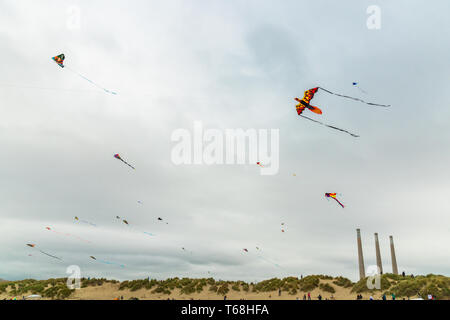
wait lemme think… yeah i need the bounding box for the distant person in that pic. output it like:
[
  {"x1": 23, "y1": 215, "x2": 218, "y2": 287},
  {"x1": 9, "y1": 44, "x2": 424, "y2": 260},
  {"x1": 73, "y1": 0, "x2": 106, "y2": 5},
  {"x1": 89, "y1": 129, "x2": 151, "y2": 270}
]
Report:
[
  {"x1": 382, "y1": 294, "x2": 386, "y2": 300},
  {"x1": 307, "y1": 292, "x2": 311, "y2": 300},
  {"x1": 301, "y1": 274, "x2": 303, "y2": 279},
  {"x1": 303, "y1": 294, "x2": 306, "y2": 300},
  {"x1": 391, "y1": 293, "x2": 396, "y2": 300},
  {"x1": 402, "y1": 271, "x2": 405, "y2": 277},
  {"x1": 224, "y1": 295, "x2": 227, "y2": 300},
  {"x1": 278, "y1": 288, "x2": 281, "y2": 296},
  {"x1": 318, "y1": 294, "x2": 322, "y2": 300},
  {"x1": 369, "y1": 296, "x2": 374, "y2": 300}
]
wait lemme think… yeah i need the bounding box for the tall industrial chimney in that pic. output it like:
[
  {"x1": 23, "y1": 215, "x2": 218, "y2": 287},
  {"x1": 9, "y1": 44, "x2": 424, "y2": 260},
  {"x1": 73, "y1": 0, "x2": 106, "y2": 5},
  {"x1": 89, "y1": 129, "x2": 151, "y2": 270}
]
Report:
[
  {"x1": 389, "y1": 235, "x2": 398, "y2": 275},
  {"x1": 357, "y1": 229, "x2": 365, "y2": 280},
  {"x1": 374, "y1": 233, "x2": 383, "y2": 274}
]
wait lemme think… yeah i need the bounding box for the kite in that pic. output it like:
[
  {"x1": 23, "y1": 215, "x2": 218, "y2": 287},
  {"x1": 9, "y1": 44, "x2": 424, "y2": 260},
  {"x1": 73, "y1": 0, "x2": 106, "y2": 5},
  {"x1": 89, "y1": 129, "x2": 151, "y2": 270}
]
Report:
[
  {"x1": 90, "y1": 256, "x2": 124, "y2": 268},
  {"x1": 295, "y1": 86, "x2": 390, "y2": 137},
  {"x1": 74, "y1": 216, "x2": 97, "y2": 227},
  {"x1": 295, "y1": 87, "x2": 322, "y2": 116},
  {"x1": 256, "y1": 162, "x2": 264, "y2": 168},
  {"x1": 26, "y1": 243, "x2": 62, "y2": 261},
  {"x1": 115, "y1": 216, "x2": 155, "y2": 237},
  {"x1": 243, "y1": 248, "x2": 248, "y2": 253},
  {"x1": 45, "y1": 226, "x2": 92, "y2": 244},
  {"x1": 52, "y1": 53, "x2": 117, "y2": 95},
  {"x1": 325, "y1": 193, "x2": 345, "y2": 208},
  {"x1": 114, "y1": 154, "x2": 135, "y2": 170},
  {"x1": 157, "y1": 217, "x2": 168, "y2": 224},
  {"x1": 352, "y1": 82, "x2": 367, "y2": 94},
  {"x1": 52, "y1": 54, "x2": 65, "y2": 68}
]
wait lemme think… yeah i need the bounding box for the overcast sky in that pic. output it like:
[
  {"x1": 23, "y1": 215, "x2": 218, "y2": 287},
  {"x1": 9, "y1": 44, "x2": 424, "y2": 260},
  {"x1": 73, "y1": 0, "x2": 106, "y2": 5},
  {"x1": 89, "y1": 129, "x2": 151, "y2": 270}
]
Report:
[{"x1": 1, "y1": 0, "x2": 449, "y2": 283}]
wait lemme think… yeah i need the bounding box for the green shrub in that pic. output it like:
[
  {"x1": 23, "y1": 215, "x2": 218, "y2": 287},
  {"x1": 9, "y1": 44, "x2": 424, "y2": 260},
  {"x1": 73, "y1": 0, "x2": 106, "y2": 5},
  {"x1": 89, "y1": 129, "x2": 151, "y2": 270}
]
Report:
[
  {"x1": 299, "y1": 276, "x2": 320, "y2": 292},
  {"x1": 319, "y1": 283, "x2": 336, "y2": 294},
  {"x1": 231, "y1": 284, "x2": 240, "y2": 291},
  {"x1": 217, "y1": 284, "x2": 229, "y2": 295},
  {"x1": 333, "y1": 276, "x2": 353, "y2": 288},
  {"x1": 209, "y1": 285, "x2": 218, "y2": 292}
]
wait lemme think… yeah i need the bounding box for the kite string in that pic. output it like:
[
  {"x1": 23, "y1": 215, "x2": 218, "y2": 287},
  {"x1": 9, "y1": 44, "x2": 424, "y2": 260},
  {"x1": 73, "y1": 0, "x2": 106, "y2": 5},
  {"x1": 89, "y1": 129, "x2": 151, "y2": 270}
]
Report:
[
  {"x1": 65, "y1": 66, "x2": 117, "y2": 95},
  {"x1": 318, "y1": 87, "x2": 390, "y2": 107}
]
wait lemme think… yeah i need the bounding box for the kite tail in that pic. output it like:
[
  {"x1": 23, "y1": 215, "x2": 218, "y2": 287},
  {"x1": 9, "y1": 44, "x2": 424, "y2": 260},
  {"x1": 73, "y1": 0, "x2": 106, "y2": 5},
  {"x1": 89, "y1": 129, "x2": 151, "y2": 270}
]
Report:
[
  {"x1": 65, "y1": 66, "x2": 117, "y2": 95},
  {"x1": 318, "y1": 87, "x2": 389, "y2": 107},
  {"x1": 333, "y1": 198, "x2": 345, "y2": 208},
  {"x1": 39, "y1": 250, "x2": 63, "y2": 261},
  {"x1": 300, "y1": 115, "x2": 360, "y2": 137},
  {"x1": 256, "y1": 254, "x2": 283, "y2": 269},
  {"x1": 120, "y1": 159, "x2": 135, "y2": 170},
  {"x1": 98, "y1": 259, "x2": 125, "y2": 268}
]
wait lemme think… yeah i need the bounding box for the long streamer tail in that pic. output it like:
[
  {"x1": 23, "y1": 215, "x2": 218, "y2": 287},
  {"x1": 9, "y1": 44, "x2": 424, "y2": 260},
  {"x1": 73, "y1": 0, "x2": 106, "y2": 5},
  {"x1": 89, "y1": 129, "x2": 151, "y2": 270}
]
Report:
[
  {"x1": 65, "y1": 66, "x2": 117, "y2": 95},
  {"x1": 39, "y1": 250, "x2": 63, "y2": 261},
  {"x1": 318, "y1": 87, "x2": 389, "y2": 107},
  {"x1": 300, "y1": 115, "x2": 360, "y2": 138},
  {"x1": 98, "y1": 259, "x2": 125, "y2": 268},
  {"x1": 120, "y1": 159, "x2": 135, "y2": 170},
  {"x1": 333, "y1": 198, "x2": 345, "y2": 208}
]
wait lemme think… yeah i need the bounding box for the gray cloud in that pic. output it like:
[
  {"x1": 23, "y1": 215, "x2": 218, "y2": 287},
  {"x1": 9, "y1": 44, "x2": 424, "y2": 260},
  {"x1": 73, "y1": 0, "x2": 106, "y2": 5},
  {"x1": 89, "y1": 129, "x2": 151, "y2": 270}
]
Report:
[{"x1": 0, "y1": 0, "x2": 449, "y2": 282}]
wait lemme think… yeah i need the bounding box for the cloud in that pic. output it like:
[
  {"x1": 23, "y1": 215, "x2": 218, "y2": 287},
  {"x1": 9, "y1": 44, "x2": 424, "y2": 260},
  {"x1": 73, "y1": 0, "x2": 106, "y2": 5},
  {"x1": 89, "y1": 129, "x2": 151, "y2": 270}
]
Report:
[{"x1": 0, "y1": 0, "x2": 449, "y2": 282}]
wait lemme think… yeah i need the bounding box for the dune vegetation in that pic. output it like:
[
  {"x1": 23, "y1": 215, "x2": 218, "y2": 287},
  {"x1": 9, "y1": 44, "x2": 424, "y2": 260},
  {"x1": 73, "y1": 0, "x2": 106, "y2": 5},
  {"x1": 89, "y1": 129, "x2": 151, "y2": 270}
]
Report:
[{"x1": 1, "y1": 274, "x2": 448, "y2": 300}]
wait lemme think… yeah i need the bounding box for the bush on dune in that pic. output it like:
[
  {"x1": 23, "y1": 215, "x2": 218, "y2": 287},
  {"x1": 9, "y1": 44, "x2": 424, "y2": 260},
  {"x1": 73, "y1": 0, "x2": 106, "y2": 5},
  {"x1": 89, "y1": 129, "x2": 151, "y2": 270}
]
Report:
[
  {"x1": 333, "y1": 276, "x2": 353, "y2": 288},
  {"x1": 319, "y1": 283, "x2": 336, "y2": 293}
]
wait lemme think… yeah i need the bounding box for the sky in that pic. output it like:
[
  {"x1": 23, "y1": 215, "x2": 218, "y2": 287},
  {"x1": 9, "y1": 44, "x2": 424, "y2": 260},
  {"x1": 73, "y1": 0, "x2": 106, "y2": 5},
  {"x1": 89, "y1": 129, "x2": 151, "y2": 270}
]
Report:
[{"x1": 0, "y1": 0, "x2": 449, "y2": 283}]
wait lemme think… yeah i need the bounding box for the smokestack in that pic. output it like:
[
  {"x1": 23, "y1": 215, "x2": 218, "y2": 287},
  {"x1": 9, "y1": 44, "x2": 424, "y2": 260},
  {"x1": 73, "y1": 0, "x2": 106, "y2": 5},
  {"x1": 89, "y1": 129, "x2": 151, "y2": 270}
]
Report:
[
  {"x1": 389, "y1": 235, "x2": 398, "y2": 275},
  {"x1": 357, "y1": 229, "x2": 365, "y2": 280},
  {"x1": 374, "y1": 233, "x2": 383, "y2": 274}
]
